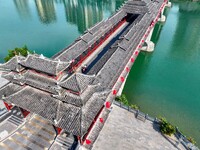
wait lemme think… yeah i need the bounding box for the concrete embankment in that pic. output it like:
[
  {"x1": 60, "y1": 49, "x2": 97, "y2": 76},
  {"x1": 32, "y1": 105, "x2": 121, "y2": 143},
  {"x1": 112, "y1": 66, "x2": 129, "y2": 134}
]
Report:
[{"x1": 92, "y1": 104, "x2": 186, "y2": 150}]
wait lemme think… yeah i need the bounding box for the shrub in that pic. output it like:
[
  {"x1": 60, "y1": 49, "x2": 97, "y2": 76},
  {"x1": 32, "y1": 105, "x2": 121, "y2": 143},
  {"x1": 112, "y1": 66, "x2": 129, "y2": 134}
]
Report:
[
  {"x1": 187, "y1": 137, "x2": 196, "y2": 145},
  {"x1": 130, "y1": 104, "x2": 139, "y2": 110},
  {"x1": 4, "y1": 45, "x2": 33, "y2": 62},
  {"x1": 115, "y1": 94, "x2": 129, "y2": 105},
  {"x1": 159, "y1": 117, "x2": 175, "y2": 136}
]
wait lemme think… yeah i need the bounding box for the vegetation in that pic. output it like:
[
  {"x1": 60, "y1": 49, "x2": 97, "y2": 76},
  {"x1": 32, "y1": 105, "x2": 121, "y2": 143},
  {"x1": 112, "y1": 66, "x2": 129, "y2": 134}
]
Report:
[
  {"x1": 116, "y1": 94, "x2": 196, "y2": 145},
  {"x1": 187, "y1": 137, "x2": 196, "y2": 145},
  {"x1": 130, "y1": 104, "x2": 139, "y2": 110},
  {"x1": 159, "y1": 117, "x2": 175, "y2": 136},
  {"x1": 115, "y1": 94, "x2": 129, "y2": 105},
  {"x1": 115, "y1": 94, "x2": 139, "y2": 109},
  {"x1": 4, "y1": 45, "x2": 33, "y2": 62}
]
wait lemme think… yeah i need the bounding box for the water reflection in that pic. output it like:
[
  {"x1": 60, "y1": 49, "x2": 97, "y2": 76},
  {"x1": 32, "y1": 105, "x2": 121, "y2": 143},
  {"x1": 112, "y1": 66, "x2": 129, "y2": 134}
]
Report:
[
  {"x1": 179, "y1": 2, "x2": 200, "y2": 13},
  {"x1": 171, "y1": 3, "x2": 200, "y2": 58},
  {"x1": 14, "y1": 0, "x2": 31, "y2": 19},
  {"x1": 63, "y1": 0, "x2": 115, "y2": 32},
  {"x1": 13, "y1": 0, "x2": 123, "y2": 30},
  {"x1": 35, "y1": 0, "x2": 57, "y2": 24}
]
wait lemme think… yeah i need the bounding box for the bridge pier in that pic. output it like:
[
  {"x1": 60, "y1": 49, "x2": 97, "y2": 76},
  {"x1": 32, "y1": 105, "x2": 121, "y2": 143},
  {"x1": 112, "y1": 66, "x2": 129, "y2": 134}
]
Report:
[
  {"x1": 140, "y1": 26, "x2": 155, "y2": 52},
  {"x1": 166, "y1": 1, "x2": 172, "y2": 8},
  {"x1": 158, "y1": 1, "x2": 172, "y2": 23}
]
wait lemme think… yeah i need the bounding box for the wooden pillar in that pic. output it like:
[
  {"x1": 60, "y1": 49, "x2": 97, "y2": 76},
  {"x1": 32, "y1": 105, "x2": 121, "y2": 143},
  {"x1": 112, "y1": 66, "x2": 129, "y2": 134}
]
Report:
[
  {"x1": 20, "y1": 108, "x2": 30, "y2": 118},
  {"x1": 56, "y1": 127, "x2": 62, "y2": 135},
  {"x1": 4, "y1": 102, "x2": 12, "y2": 111}
]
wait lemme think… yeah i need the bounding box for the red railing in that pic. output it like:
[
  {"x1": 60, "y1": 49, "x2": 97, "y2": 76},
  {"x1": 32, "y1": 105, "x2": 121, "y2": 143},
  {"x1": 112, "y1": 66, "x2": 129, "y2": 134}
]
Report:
[
  {"x1": 81, "y1": 106, "x2": 104, "y2": 144},
  {"x1": 69, "y1": 18, "x2": 127, "y2": 73}
]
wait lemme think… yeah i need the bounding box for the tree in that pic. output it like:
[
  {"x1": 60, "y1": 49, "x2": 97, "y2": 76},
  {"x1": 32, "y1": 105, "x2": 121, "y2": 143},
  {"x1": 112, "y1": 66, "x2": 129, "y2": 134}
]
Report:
[
  {"x1": 4, "y1": 45, "x2": 33, "y2": 62},
  {"x1": 159, "y1": 117, "x2": 175, "y2": 136}
]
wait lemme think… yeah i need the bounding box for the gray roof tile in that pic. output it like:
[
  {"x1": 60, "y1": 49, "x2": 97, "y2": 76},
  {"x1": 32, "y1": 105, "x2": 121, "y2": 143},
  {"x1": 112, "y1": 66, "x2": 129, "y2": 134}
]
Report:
[
  {"x1": 59, "y1": 73, "x2": 95, "y2": 93},
  {"x1": 0, "y1": 56, "x2": 25, "y2": 72},
  {"x1": 20, "y1": 55, "x2": 70, "y2": 76}
]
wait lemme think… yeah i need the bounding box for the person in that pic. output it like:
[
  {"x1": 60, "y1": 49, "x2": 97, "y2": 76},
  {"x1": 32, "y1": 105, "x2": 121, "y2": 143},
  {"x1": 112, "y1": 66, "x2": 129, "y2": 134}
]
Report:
[{"x1": 81, "y1": 64, "x2": 87, "y2": 73}]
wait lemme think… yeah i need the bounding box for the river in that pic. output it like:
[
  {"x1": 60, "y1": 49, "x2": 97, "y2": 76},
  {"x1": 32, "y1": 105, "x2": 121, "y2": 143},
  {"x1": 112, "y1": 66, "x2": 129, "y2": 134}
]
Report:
[
  {"x1": 123, "y1": 1, "x2": 200, "y2": 146},
  {"x1": 0, "y1": 0, "x2": 200, "y2": 147}
]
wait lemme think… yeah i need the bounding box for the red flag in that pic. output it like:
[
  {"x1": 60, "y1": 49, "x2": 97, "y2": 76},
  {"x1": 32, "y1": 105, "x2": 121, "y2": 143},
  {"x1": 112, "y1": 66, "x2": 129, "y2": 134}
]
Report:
[
  {"x1": 105, "y1": 102, "x2": 111, "y2": 109},
  {"x1": 99, "y1": 118, "x2": 104, "y2": 123},
  {"x1": 86, "y1": 139, "x2": 91, "y2": 145}
]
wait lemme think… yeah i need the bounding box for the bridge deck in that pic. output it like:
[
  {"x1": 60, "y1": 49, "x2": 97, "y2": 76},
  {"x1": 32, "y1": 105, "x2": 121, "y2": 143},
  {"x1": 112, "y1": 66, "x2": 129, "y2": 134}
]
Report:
[{"x1": 0, "y1": 0, "x2": 171, "y2": 149}]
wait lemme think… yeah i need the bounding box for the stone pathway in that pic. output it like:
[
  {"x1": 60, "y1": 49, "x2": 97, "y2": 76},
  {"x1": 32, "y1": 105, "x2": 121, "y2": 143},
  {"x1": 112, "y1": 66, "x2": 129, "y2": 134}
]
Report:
[{"x1": 92, "y1": 105, "x2": 186, "y2": 150}]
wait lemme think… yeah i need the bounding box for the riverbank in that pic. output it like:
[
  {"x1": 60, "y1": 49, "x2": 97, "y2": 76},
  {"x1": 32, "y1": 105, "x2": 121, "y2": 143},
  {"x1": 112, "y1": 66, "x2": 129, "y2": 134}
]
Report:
[
  {"x1": 92, "y1": 104, "x2": 187, "y2": 150},
  {"x1": 123, "y1": 1, "x2": 200, "y2": 147}
]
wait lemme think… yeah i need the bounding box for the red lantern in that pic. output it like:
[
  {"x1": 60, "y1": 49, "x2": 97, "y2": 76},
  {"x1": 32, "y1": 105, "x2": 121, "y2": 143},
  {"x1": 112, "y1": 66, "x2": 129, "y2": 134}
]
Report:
[
  {"x1": 113, "y1": 90, "x2": 117, "y2": 95},
  {"x1": 131, "y1": 58, "x2": 135, "y2": 63},
  {"x1": 99, "y1": 118, "x2": 104, "y2": 123},
  {"x1": 105, "y1": 101, "x2": 111, "y2": 109},
  {"x1": 86, "y1": 139, "x2": 91, "y2": 145},
  {"x1": 126, "y1": 67, "x2": 130, "y2": 72},
  {"x1": 120, "y1": 76, "x2": 124, "y2": 82},
  {"x1": 142, "y1": 40, "x2": 144, "y2": 43},
  {"x1": 138, "y1": 45, "x2": 142, "y2": 48},
  {"x1": 135, "y1": 51, "x2": 139, "y2": 55}
]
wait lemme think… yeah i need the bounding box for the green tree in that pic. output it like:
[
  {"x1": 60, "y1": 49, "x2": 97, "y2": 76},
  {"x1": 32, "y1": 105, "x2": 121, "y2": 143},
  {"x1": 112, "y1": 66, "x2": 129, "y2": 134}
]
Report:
[
  {"x1": 4, "y1": 45, "x2": 33, "y2": 62},
  {"x1": 159, "y1": 117, "x2": 175, "y2": 136}
]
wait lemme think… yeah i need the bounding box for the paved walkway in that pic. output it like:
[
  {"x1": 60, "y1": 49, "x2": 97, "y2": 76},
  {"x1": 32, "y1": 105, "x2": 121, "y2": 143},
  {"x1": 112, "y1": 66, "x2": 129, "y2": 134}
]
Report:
[
  {"x1": 76, "y1": 22, "x2": 128, "y2": 72},
  {"x1": 92, "y1": 105, "x2": 186, "y2": 150}
]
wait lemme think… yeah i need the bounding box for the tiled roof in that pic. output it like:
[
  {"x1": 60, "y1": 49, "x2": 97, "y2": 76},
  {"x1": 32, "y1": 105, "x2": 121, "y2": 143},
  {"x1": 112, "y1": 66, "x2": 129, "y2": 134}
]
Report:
[
  {"x1": 59, "y1": 73, "x2": 95, "y2": 93},
  {"x1": 0, "y1": 83, "x2": 23, "y2": 99},
  {"x1": 0, "y1": 56, "x2": 25, "y2": 72},
  {"x1": 23, "y1": 70, "x2": 59, "y2": 94},
  {"x1": 20, "y1": 54, "x2": 70, "y2": 76},
  {"x1": 54, "y1": 84, "x2": 101, "y2": 107},
  {"x1": 3, "y1": 85, "x2": 110, "y2": 136},
  {"x1": 1, "y1": 72, "x2": 25, "y2": 85}
]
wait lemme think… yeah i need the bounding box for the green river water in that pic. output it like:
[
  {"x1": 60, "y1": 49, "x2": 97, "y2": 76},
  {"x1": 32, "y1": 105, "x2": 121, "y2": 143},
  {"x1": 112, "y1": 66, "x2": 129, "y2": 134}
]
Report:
[{"x1": 0, "y1": 0, "x2": 200, "y2": 147}]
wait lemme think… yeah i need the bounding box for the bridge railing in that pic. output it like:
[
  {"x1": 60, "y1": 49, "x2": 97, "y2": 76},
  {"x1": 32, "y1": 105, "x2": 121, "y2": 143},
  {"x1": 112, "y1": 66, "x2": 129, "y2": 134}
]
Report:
[{"x1": 113, "y1": 100, "x2": 199, "y2": 150}]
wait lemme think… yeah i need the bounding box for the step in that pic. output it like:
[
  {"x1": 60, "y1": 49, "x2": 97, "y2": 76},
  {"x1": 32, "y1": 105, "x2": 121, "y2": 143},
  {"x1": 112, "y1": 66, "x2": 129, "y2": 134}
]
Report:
[
  {"x1": 9, "y1": 116, "x2": 23, "y2": 125},
  {"x1": 7, "y1": 115, "x2": 23, "y2": 126},
  {"x1": 56, "y1": 136, "x2": 74, "y2": 148},
  {"x1": 7, "y1": 118, "x2": 21, "y2": 126},
  {"x1": 12, "y1": 115, "x2": 24, "y2": 123}
]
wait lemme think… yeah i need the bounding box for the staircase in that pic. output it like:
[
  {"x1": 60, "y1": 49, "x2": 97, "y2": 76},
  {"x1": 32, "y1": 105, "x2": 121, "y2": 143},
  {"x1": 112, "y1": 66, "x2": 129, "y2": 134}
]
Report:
[
  {"x1": 7, "y1": 115, "x2": 24, "y2": 126},
  {"x1": 56, "y1": 135, "x2": 74, "y2": 150}
]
